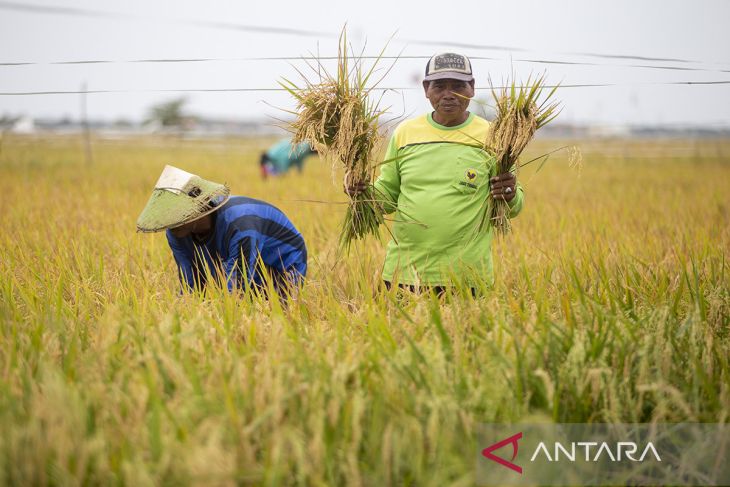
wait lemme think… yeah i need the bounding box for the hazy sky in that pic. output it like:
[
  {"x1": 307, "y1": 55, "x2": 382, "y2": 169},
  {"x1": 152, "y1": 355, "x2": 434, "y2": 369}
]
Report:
[{"x1": 1, "y1": 0, "x2": 729, "y2": 127}]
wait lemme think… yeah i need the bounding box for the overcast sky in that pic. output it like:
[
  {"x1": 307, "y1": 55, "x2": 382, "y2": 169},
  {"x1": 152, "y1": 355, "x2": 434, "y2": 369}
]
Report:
[{"x1": 1, "y1": 0, "x2": 729, "y2": 127}]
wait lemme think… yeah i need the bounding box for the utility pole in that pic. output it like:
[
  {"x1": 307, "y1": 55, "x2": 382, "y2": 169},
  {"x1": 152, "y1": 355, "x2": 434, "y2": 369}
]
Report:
[{"x1": 81, "y1": 81, "x2": 93, "y2": 165}]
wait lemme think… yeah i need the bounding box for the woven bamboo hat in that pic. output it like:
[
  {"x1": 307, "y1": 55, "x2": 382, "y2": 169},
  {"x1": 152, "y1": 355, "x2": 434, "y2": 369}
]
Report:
[{"x1": 136, "y1": 165, "x2": 230, "y2": 233}]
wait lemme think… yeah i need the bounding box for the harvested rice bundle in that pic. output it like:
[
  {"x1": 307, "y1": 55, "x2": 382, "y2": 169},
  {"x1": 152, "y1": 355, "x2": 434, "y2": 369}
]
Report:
[
  {"x1": 281, "y1": 29, "x2": 390, "y2": 250},
  {"x1": 480, "y1": 74, "x2": 561, "y2": 234}
]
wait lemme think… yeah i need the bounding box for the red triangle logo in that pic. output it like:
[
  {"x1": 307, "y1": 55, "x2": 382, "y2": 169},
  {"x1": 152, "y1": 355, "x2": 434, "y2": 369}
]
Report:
[{"x1": 481, "y1": 432, "x2": 523, "y2": 474}]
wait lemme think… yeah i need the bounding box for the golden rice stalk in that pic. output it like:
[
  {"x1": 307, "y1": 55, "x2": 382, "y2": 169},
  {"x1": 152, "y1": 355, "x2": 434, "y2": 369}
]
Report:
[
  {"x1": 479, "y1": 74, "x2": 561, "y2": 234},
  {"x1": 280, "y1": 27, "x2": 391, "y2": 250}
]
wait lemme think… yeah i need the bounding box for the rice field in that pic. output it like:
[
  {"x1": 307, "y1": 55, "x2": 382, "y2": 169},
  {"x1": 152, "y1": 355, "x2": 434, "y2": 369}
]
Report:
[{"x1": 0, "y1": 134, "x2": 728, "y2": 486}]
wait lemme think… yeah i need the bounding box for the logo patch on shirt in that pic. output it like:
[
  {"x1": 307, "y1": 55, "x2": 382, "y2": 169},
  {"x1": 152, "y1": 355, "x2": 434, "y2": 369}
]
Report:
[{"x1": 459, "y1": 168, "x2": 479, "y2": 189}]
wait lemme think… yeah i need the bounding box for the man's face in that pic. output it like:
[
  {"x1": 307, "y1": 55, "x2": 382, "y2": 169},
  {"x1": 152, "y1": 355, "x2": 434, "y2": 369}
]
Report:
[
  {"x1": 169, "y1": 220, "x2": 196, "y2": 239},
  {"x1": 169, "y1": 213, "x2": 214, "y2": 239},
  {"x1": 422, "y1": 78, "x2": 475, "y2": 119}
]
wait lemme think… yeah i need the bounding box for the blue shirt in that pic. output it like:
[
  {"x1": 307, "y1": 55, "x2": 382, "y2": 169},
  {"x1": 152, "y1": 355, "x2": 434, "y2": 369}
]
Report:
[{"x1": 166, "y1": 196, "x2": 307, "y2": 292}]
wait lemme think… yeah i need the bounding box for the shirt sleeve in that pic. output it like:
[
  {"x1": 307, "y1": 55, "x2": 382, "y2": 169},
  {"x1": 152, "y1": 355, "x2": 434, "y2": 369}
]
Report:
[
  {"x1": 507, "y1": 183, "x2": 525, "y2": 218},
  {"x1": 488, "y1": 163, "x2": 525, "y2": 219},
  {"x1": 507, "y1": 163, "x2": 525, "y2": 217},
  {"x1": 373, "y1": 134, "x2": 401, "y2": 215},
  {"x1": 166, "y1": 231, "x2": 202, "y2": 292},
  {"x1": 224, "y1": 233, "x2": 256, "y2": 292}
]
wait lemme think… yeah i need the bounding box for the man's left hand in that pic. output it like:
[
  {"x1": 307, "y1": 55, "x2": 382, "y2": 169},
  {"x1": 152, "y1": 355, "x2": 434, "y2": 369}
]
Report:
[{"x1": 490, "y1": 173, "x2": 517, "y2": 202}]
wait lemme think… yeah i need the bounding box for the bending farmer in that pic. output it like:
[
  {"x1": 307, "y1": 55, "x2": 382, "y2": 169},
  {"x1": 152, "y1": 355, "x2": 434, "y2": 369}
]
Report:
[
  {"x1": 137, "y1": 165, "x2": 307, "y2": 297},
  {"x1": 260, "y1": 138, "x2": 317, "y2": 179}
]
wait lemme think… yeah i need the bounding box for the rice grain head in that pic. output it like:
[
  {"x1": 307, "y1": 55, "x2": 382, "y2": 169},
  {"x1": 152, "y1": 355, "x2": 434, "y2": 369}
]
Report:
[
  {"x1": 481, "y1": 74, "x2": 561, "y2": 234},
  {"x1": 280, "y1": 27, "x2": 393, "y2": 250}
]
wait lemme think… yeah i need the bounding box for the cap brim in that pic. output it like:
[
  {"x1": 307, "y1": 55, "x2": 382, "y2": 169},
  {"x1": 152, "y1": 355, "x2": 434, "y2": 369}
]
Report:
[{"x1": 424, "y1": 72, "x2": 474, "y2": 82}]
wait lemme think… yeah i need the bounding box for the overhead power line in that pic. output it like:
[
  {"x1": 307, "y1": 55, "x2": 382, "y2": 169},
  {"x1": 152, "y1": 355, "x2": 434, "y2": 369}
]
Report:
[
  {"x1": 0, "y1": 1, "x2": 331, "y2": 38},
  {"x1": 1, "y1": 55, "x2": 728, "y2": 74},
  {"x1": 1, "y1": 1, "x2": 727, "y2": 69},
  {"x1": 399, "y1": 37, "x2": 718, "y2": 66},
  {"x1": 2, "y1": 80, "x2": 730, "y2": 96}
]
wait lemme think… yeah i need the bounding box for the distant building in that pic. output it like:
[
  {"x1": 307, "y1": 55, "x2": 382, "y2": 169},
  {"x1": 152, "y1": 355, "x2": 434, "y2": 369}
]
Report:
[
  {"x1": 11, "y1": 116, "x2": 36, "y2": 134},
  {"x1": 587, "y1": 124, "x2": 631, "y2": 138}
]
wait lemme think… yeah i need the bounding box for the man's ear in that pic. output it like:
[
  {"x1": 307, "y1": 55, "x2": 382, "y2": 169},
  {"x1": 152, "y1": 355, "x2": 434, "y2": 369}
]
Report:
[
  {"x1": 467, "y1": 79, "x2": 475, "y2": 97},
  {"x1": 422, "y1": 80, "x2": 430, "y2": 96}
]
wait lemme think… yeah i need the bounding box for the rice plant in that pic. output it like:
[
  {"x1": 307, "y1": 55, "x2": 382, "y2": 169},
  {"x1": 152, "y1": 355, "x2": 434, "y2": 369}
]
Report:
[
  {"x1": 0, "y1": 134, "x2": 727, "y2": 485},
  {"x1": 480, "y1": 74, "x2": 561, "y2": 234},
  {"x1": 280, "y1": 27, "x2": 392, "y2": 250}
]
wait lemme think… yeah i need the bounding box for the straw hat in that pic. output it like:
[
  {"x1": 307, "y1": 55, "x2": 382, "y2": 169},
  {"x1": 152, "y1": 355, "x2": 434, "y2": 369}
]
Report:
[{"x1": 136, "y1": 165, "x2": 230, "y2": 233}]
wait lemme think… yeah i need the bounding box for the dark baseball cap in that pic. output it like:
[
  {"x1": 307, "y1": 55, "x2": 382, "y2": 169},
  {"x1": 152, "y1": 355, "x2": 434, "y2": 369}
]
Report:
[{"x1": 424, "y1": 52, "x2": 474, "y2": 82}]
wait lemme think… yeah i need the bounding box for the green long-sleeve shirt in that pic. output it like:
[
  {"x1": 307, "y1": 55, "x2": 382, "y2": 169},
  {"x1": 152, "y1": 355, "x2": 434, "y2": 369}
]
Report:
[{"x1": 374, "y1": 112, "x2": 524, "y2": 287}]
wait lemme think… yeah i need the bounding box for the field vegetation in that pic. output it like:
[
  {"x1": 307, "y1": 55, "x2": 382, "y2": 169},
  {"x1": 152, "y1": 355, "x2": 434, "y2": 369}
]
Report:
[{"x1": 0, "y1": 135, "x2": 728, "y2": 485}]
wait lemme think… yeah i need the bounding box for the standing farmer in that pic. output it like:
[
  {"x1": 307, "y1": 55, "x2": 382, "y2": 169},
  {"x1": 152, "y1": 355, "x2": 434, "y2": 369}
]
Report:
[
  {"x1": 137, "y1": 165, "x2": 307, "y2": 297},
  {"x1": 348, "y1": 52, "x2": 524, "y2": 295}
]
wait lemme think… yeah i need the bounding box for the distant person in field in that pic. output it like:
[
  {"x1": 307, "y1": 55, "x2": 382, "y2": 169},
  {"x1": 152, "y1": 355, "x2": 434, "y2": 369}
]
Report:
[
  {"x1": 260, "y1": 138, "x2": 317, "y2": 179},
  {"x1": 136, "y1": 165, "x2": 307, "y2": 298},
  {"x1": 346, "y1": 52, "x2": 524, "y2": 295}
]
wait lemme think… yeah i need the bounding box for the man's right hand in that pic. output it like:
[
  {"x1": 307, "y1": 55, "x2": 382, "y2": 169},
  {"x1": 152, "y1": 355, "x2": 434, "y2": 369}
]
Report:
[{"x1": 344, "y1": 182, "x2": 369, "y2": 197}]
